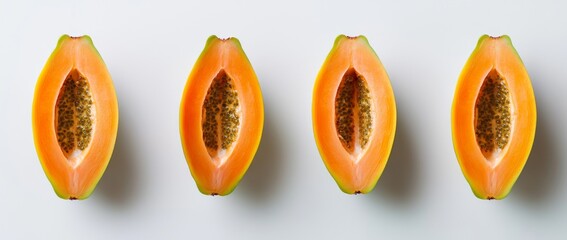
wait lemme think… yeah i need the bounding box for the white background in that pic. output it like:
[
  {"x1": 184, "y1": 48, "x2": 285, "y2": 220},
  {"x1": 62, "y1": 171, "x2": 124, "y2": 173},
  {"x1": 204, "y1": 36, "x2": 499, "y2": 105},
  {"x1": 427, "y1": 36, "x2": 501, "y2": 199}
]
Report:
[{"x1": 1, "y1": 0, "x2": 566, "y2": 239}]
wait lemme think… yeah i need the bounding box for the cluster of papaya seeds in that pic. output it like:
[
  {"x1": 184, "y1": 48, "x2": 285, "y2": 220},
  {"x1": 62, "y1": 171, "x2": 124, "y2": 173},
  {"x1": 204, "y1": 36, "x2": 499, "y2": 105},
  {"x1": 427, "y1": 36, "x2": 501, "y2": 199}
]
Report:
[
  {"x1": 312, "y1": 35, "x2": 397, "y2": 194},
  {"x1": 33, "y1": 35, "x2": 119, "y2": 200},
  {"x1": 179, "y1": 36, "x2": 264, "y2": 196},
  {"x1": 452, "y1": 35, "x2": 536, "y2": 200}
]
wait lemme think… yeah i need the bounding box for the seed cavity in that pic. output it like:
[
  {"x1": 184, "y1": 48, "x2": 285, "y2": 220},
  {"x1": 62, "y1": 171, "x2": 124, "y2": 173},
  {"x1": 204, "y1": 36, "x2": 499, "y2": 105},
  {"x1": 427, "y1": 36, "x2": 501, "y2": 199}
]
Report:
[
  {"x1": 55, "y1": 69, "x2": 94, "y2": 159},
  {"x1": 202, "y1": 70, "x2": 240, "y2": 159},
  {"x1": 335, "y1": 68, "x2": 373, "y2": 154},
  {"x1": 474, "y1": 69, "x2": 512, "y2": 160}
]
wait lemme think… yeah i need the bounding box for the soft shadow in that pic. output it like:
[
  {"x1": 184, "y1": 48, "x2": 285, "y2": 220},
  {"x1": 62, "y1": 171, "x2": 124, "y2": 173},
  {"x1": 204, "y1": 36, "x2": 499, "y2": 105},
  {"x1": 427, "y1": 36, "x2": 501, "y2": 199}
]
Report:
[
  {"x1": 93, "y1": 97, "x2": 141, "y2": 208},
  {"x1": 369, "y1": 102, "x2": 420, "y2": 205},
  {"x1": 234, "y1": 95, "x2": 285, "y2": 204},
  {"x1": 512, "y1": 88, "x2": 561, "y2": 205}
]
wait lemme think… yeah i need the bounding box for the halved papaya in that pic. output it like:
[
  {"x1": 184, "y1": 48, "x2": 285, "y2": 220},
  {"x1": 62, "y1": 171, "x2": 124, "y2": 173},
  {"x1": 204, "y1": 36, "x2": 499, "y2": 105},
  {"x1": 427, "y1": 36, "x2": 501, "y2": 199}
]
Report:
[
  {"x1": 32, "y1": 35, "x2": 119, "y2": 200},
  {"x1": 312, "y1": 35, "x2": 396, "y2": 194},
  {"x1": 452, "y1": 35, "x2": 536, "y2": 200},
  {"x1": 179, "y1": 36, "x2": 264, "y2": 196}
]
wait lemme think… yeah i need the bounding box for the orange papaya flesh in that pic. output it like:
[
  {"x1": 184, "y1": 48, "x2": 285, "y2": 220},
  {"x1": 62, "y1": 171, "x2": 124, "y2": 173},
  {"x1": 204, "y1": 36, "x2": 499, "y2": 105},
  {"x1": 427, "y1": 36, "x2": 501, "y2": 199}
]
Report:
[
  {"x1": 32, "y1": 35, "x2": 119, "y2": 200},
  {"x1": 312, "y1": 35, "x2": 397, "y2": 194},
  {"x1": 180, "y1": 36, "x2": 264, "y2": 196},
  {"x1": 452, "y1": 35, "x2": 536, "y2": 200}
]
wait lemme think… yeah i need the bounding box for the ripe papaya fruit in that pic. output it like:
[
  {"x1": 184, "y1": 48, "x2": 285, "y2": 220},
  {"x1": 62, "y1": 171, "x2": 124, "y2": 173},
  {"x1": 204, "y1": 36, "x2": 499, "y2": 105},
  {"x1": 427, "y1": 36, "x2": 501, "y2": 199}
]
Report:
[
  {"x1": 312, "y1": 35, "x2": 396, "y2": 194},
  {"x1": 452, "y1": 35, "x2": 536, "y2": 200},
  {"x1": 179, "y1": 36, "x2": 264, "y2": 196},
  {"x1": 32, "y1": 35, "x2": 119, "y2": 200}
]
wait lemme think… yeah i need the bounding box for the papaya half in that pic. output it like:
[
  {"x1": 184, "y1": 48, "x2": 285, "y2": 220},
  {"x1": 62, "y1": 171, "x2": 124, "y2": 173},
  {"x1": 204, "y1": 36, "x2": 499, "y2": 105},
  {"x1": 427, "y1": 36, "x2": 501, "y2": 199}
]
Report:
[
  {"x1": 312, "y1": 35, "x2": 396, "y2": 194},
  {"x1": 179, "y1": 36, "x2": 264, "y2": 196},
  {"x1": 452, "y1": 35, "x2": 536, "y2": 200},
  {"x1": 32, "y1": 35, "x2": 119, "y2": 200}
]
